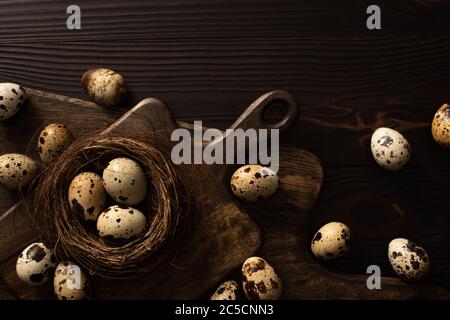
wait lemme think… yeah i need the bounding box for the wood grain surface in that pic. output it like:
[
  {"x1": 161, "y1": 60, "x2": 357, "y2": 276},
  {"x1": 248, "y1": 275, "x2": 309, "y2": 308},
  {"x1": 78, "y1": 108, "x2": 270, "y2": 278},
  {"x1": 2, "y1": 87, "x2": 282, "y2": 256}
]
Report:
[
  {"x1": 1, "y1": 0, "x2": 450, "y2": 297},
  {"x1": 1, "y1": 90, "x2": 448, "y2": 300}
]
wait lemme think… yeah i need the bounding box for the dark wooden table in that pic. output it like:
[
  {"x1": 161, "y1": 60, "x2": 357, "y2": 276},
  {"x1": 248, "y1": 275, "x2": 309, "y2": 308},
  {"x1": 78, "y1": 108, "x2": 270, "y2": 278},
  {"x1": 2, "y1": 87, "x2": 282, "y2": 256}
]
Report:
[{"x1": 1, "y1": 0, "x2": 450, "y2": 296}]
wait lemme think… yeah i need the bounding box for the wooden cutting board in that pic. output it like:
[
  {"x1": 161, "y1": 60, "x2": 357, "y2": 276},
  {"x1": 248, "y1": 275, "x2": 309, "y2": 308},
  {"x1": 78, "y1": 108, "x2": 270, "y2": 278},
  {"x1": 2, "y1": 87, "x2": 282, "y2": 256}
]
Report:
[
  {"x1": 0, "y1": 89, "x2": 448, "y2": 299},
  {"x1": 0, "y1": 89, "x2": 302, "y2": 299}
]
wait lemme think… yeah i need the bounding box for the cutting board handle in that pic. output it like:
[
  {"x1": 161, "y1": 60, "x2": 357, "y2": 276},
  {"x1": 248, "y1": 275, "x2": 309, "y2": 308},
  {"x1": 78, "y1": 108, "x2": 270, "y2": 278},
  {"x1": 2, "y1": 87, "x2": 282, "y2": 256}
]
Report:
[{"x1": 229, "y1": 90, "x2": 298, "y2": 132}]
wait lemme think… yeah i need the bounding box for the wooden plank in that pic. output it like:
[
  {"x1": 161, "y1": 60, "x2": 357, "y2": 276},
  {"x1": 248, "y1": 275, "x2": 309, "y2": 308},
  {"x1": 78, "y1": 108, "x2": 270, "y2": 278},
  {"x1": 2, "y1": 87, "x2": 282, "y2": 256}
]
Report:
[
  {"x1": 0, "y1": 277, "x2": 15, "y2": 300},
  {"x1": 0, "y1": 0, "x2": 448, "y2": 44},
  {"x1": 0, "y1": 0, "x2": 450, "y2": 296}
]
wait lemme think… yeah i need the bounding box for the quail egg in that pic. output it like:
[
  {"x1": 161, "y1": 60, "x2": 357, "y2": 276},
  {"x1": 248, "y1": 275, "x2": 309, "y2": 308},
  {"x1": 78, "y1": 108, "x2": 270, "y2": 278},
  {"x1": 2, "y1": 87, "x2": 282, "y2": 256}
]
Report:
[
  {"x1": 16, "y1": 242, "x2": 56, "y2": 285},
  {"x1": 68, "y1": 172, "x2": 106, "y2": 222},
  {"x1": 241, "y1": 257, "x2": 282, "y2": 300},
  {"x1": 311, "y1": 222, "x2": 351, "y2": 260},
  {"x1": 38, "y1": 124, "x2": 74, "y2": 165},
  {"x1": 102, "y1": 157, "x2": 147, "y2": 206},
  {"x1": 97, "y1": 204, "x2": 147, "y2": 242},
  {"x1": 82, "y1": 68, "x2": 127, "y2": 107},
  {"x1": 0, "y1": 153, "x2": 39, "y2": 190},
  {"x1": 0, "y1": 83, "x2": 26, "y2": 120},
  {"x1": 371, "y1": 127, "x2": 411, "y2": 171},
  {"x1": 210, "y1": 280, "x2": 240, "y2": 300},
  {"x1": 388, "y1": 238, "x2": 430, "y2": 281},
  {"x1": 230, "y1": 165, "x2": 279, "y2": 202},
  {"x1": 53, "y1": 260, "x2": 91, "y2": 300},
  {"x1": 432, "y1": 103, "x2": 450, "y2": 148}
]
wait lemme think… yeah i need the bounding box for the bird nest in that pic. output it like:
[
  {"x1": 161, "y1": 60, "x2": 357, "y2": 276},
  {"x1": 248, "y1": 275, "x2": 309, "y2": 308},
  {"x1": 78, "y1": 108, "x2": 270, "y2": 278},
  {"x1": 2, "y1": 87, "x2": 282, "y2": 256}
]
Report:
[{"x1": 33, "y1": 133, "x2": 193, "y2": 278}]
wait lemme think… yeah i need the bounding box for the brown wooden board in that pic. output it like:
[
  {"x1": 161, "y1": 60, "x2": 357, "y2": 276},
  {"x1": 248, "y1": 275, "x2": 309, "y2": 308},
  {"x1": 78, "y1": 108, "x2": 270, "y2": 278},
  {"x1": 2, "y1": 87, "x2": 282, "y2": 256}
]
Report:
[
  {"x1": 0, "y1": 89, "x2": 449, "y2": 299},
  {"x1": 0, "y1": 89, "x2": 262, "y2": 299},
  {"x1": 0, "y1": 278, "x2": 15, "y2": 300}
]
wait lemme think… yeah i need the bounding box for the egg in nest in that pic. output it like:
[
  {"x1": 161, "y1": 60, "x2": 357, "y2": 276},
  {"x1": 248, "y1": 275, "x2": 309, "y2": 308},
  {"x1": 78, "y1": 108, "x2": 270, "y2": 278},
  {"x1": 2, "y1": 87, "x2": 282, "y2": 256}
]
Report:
[
  {"x1": 97, "y1": 204, "x2": 147, "y2": 242},
  {"x1": 102, "y1": 157, "x2": 148, "y2": 206},
  {"x1": 68, "y1": 172, "x2": 106, "y2": 222}
]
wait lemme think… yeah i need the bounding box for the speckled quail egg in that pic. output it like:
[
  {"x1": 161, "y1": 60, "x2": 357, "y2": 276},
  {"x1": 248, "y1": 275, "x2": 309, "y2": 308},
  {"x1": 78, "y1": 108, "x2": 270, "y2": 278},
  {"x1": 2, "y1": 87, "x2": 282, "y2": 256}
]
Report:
[
  {"x1": 210, "y1": 280, "x2": 240, "y2": 300},
  {"x1": 432, "y1": 103, "x2": 450, "y2": 148},
  {"x1": 97, "y1": 204, "x2": 147, "y2": 242},
  {"x1": 371, "y1": 127, "x2": 411, "y2": 171},
  {"x1": 388, "y1": 238, "x2": 430, "y2": 281},
  {"x1": 0, "y1": 153, "x2": 39, "y2": 190},
  {"x1": 53, "y1": 260, "x2": 91, "y2": 300},
  {"x1": 102, "y1": 157, "x2": 147, "y2": 206},
  {"x1": 16, "y1": 242, "x2": 56, "y2": 285},
  {"x1": 0, "y1": 83, "x2": 26, "y2": 120},
  {"x1": 230, "y1": 165, "x2": 279, "y2": 202},
  {"x1": 68, "y1": 172, "x2": 106, "y2": 222},
  {"x1": 38, "y1": 123, "x2": 74, "y2": 165},
  {"x1": 311, "y1": 222, "x2": 351, "y2": 260},
  {"x1": 241, "y1": 257, "x2": 282, "y2": 300},
  {"x1": 82, "y1": 68, "x2": 127, "y2": 107}
]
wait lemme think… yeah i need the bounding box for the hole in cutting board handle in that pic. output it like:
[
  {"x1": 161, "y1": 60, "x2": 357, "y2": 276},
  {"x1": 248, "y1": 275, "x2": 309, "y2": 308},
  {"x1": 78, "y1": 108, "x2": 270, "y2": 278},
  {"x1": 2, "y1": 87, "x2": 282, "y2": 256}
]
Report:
[
  {"x1": 258, "y1": 91, "x2": 298, "y2": 132},
  {"x1": 262, "y1": 99, "x2": 290, "y2": 129},
  {"x1": 229, "y1": 90, "x2": 298, "y2": 133}
]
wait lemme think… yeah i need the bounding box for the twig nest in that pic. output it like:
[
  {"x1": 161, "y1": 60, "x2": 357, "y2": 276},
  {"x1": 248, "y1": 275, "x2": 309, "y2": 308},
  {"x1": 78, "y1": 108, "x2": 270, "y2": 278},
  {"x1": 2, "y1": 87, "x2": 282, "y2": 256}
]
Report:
[
  {"x1": 0, "y1": 83, "x2": 26, "y2": 120},
  {"x1": 431, "y1": 103, "x2": 450, "y2": 148},
  {"x1": 0, "y1": 153, "x2": 39, "y2": 190},
  {"x1": 34, "y1": 133, "x2": 191, "y2": 277},
  {"x1": 53, "y1": 261, "x2": 91, "y2": 300},
  {"x1": 97, "y1": 205, "x2": 147, "y2": 242},
  {"x1": 38, "y1": 124, "x2": 74, "y2": 165},
  {"x1": 68, "y1": 172, "x2": 106, "y2": 222},
  {"x1": 311, "y1": 222, "x2": 351, "y2": 260},
  {"x1": 388, "y1": 238, "x2": 430, "y2": 281},
  {"x1": 102, "y1": 157, "x2": 147, "y2": 206},
  {"x1": 16, "y1": 242, "x2": 56, "y2": 285},
  {"x1": 82, "y1": 68, "x2": 128, "y2": 107}
]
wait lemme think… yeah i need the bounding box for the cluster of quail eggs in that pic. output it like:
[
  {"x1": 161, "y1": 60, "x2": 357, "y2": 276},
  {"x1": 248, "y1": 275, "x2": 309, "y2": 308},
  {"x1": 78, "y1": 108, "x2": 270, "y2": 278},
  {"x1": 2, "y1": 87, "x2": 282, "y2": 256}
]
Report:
[
  {"x1": 309, "y1": 221, "x2": 430, "y2": 281},
  {"x1": 219, "y1": 164, "x2": 283, "y2": 300},
  {"x1": 0, "y1": 84, "x2": 78, "y2": 190},
  {"x1": 0, "y1": 83, "x2": 37, "y2": 190},
  {"x1": 1, "y1": 66, "x2": 128, "y2": 189},
  {"x1": 212, "y1": 152, "x2": 282, "y2": 297},
  {"x1": 16, "y1": 242, "x2": 91, "y2": 300},
  {"x1": 0, "y1": 122, "x2": 74, "y2": 190},
  {"x1": 369, "y1": 102, "x2": 450, "y2": 171},
  {"x1": 229, "y1": 158, "x2": 432, "y2": 283},
  {"x1": 2, "y1": 72, "x2": 147, "y2": 300},
  {"x1": 210, "y1": 256, "x2": 282, "y2": 300},
  {"x1": 69, "y1": 157, "x2": 148, "y2": 242},
  {"x1": 359, "y1": 103, "x2": 450, "y2": 280},
  {"x1": 14, "y1": 156, "x2": 149, "y2": 299}
]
